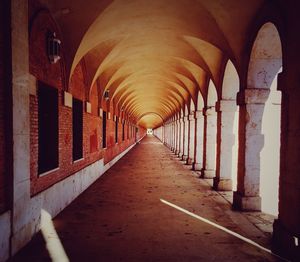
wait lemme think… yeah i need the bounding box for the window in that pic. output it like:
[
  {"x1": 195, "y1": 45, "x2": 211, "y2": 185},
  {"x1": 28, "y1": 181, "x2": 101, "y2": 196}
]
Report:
[
  {"x1": 115, "y1": 116, "x2": 118, "y2": 143},
  {"x1": 72, "y1": 98, "x2": 83, "y2": 161},
  {"x1": 102, "y1": 111, "x2": 107, "y2": 148},
  {"x1": 38, "y1": 81, "x2": 58, "y2": 174}
]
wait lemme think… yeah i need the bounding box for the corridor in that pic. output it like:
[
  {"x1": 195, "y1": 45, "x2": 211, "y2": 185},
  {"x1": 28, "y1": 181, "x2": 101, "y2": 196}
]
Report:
[{"x1": 13, "y1": 136, "x2": 282, "y2": 261}]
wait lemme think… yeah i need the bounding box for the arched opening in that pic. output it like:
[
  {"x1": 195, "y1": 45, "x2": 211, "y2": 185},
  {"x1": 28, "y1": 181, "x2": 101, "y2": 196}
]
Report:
[
  {"x1": 193, "y1": 91, "x2": 205, "y2": 171},
  {"x1": 202, "y1": 81, "x2": 218, "y2": 178},
  {"x1": 214, "y1": 60, "x2": 239, "y2": 191},
  {"x1": 187, "y1": 99, "x2": 196, "y2": 164},
  {"x1": 260, "y1": 68, "x2": 282, "y2": 216},
  {"x1": 246, "y1": 22, "x2": 282, "y2": 215}
]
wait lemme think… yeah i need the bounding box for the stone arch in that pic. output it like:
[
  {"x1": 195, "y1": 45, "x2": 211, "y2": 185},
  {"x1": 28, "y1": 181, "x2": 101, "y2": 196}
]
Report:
[
  {"x1": 222, "y1": 60, "x2": 239, "y2": 99},
  {"x1": 190, "y1": 99, "x2": 196, "y2": 112},
  {"x1": 207, "y1": 80, "x2": 218, "y2": 107},
  {"x1": 247, "y1": 23, "x2": 282, "y2": 90},
  {"x1": 201, "y1": 80, "x2": 218, "y2": 179},
  {"x1": 197, "y1": 91, "x2": 204, "y2": 111},
  {"x1": 234, "y1": 22, "x2": 282, "y2": 213},
  {"x1": 213, "y1": 60, "x2": 240, "y2": 191}
]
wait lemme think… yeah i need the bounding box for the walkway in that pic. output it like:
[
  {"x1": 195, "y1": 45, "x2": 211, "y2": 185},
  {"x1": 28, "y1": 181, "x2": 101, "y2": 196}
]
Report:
[{"x1": 13, "y1": 136, "x2": 283, "y2": 261}]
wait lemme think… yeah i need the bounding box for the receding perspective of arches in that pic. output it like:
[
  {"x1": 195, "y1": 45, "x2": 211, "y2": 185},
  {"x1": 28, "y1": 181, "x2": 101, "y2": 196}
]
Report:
[
  {"x1": 2, "y1": 0, "x2": 300, "y2": 261},
  {"x1": 233, "y1": 23, "x2": 283, "y2": 216}
]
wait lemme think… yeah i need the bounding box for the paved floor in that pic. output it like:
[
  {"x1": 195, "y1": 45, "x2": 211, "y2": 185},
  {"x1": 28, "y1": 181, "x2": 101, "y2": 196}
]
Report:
[{"x1": 13, "y1": 136, "x2": 283, "y2": 261}]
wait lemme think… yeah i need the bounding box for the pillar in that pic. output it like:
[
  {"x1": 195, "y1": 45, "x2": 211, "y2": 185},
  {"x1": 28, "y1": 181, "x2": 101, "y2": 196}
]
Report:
[
  {"x1": 172, "y1": 120, "x2": 175, "y2": 151},
  {"x1": 182, "y1": 115, "x2": 189, "y2": 161},
  {"x1": 186, "y1": 112, "x2": 195, "y2": 165},
  {"x1": 178, "y1": 117, "x2": 184, "y2": 158},
  {"x1": 272, "y1": 73, "x2": 300, "y2": 260},
  {"x1": 213, "y1": 100, "x2": 237, "y2": 191},
  {"x1": 233, "y1": 88, "x2": 269, "y2": 211},
  {"x1": 172, "y1": 120, "x2": 176, "y2": 152},
  {"x1": 10, "y1": 0, "x2": 32, "y2": 254},
  {"x1": 175, "y1": 118, "x2": 180, "y2": 155},
  {"x1": 201, "y1": 107, "x2": 217, "y2": 178},
  {"x1": 193, "y1": 110, "x2": 204, "y2": 171}
]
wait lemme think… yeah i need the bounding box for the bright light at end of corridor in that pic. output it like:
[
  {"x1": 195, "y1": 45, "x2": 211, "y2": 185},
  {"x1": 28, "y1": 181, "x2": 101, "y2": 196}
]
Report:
[
  {"x1": 41, "y1": 209, "x2": 69, "y2": 262},
  {"x1": 159, "y1": 199, "x2": 289, "y2": 262}
]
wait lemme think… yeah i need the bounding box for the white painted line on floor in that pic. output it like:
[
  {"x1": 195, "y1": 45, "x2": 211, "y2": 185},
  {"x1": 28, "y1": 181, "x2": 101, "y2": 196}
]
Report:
[
  {"x1": 41, "y1": 209, "x2": 69, "y2": 262},
  {"x1": 160, "y1": 199, "x2": 289, "y2": 262}
]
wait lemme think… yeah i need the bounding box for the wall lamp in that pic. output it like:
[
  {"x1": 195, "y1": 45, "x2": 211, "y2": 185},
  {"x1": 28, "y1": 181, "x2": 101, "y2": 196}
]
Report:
[
  {"x1": 47, "y1": 32, "x2": 61, "y2": 64},
  {"x1": 104, "y1": 90, "x2": 110, "y2": 101}
]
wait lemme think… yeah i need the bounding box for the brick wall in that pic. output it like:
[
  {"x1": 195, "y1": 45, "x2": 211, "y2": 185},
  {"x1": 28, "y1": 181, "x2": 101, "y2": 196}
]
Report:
[{"x1": 28, "y1": 1, "x2": 145, "y2": 195}]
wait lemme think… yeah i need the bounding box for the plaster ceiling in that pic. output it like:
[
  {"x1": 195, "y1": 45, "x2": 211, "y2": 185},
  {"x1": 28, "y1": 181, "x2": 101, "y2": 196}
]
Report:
[{"x1": 43, "y1": 0, "x2": 267, "y2": 128}]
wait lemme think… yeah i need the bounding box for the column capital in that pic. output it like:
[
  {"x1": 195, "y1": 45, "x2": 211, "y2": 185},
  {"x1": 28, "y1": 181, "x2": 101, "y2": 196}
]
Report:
[
  {"x1": 204, "y1": 107, "x2": 216, "y2": 116},
  {"x1": 215, "y1": 100, "x2": 237, "y2": 112},
  {"x1": 188, "y1": 113, "x2": 195, "y2": 121},
  {"x1": 183, "y1": 116, "x2": 188, "y2": 121},
  {"x1": 237, "y1": 88, "x2": 270, "y2": 105},
  {"x1": 194, "y1": 110, "x2": 203, "y2": 119}
]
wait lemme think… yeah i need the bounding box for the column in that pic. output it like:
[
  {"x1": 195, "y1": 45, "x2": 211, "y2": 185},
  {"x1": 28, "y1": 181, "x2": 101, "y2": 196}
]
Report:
[
  {"x1": 182, "y1": 115, "x2": 189, "y2": 161},
  {"x1": 193, "y1": 110, "x2": 204, "y2": 171},
  {"x1": 186, "y1": 112, "x2": 195, "y2": 165},
  {"x1": 272, "y1": 73, "x2": 300, "y2": 259},
  {"x1": 233, "y1": 88, "x2": 269, "y2": 211},
  {"x1": 178, "y1": 117, "x2": 184, "y2": 158},
  {"x1": 11, "y1": 0, "x2": 32, "y2": 254},
  {"x1": 201, "y1": 107, "x2": 217, "y2": 178},
  {"x1": 175, "y1": 118, "x2": 180, "y2": 155},
  {"x1": 213, "y1": 100, "x2": 237, "y2": 191},
  {"x1": 172, "y1": 118, "x2": 176, "y2": 153}
]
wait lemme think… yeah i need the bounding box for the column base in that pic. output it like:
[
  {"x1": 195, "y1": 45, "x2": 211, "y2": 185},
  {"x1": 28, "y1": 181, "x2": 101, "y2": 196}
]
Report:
[
  {"x1": 186, "y1": 158, "x2": 194, "y2": 165},
  {"x1": 213, "y1": 178, "x2": 232, "y2": 191},
  {"x1": 201, "y1": 169, "x2": 215, "y2": 179},
  {"x1": 175, "y1": 150, "x2": 179, "y2": 155},
  {"x1": 182, "y1": 155, "x2": 188, "y2": 161},
  {"x1": 192, "y1": 163, "x2": 202, "y2": 171},
  {"x1": 272, "y1": 219, "x2": 300, "y2": 260},
  {"x1": 232, "y1": 191, "x2": 261, "y2": 211},
  {"x1": 178, "y1": 152, "x2": 183, "y2": 158}
]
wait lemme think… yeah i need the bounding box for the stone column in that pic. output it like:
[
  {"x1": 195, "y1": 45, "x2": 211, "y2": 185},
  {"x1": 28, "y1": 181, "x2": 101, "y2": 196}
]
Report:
[
  {"x1": 169, "y1": 121, "x2": 173, "y2": 151},
  {"x1": 233, "y1": 88, "x2": 269, "y2": 211},
  {"x1": 272, "y1": 73, "x2": 300, "y2": 259},
  {"x1": 11, "y1": 0, "x2": 32, "y2": 254},
  {"x1": 186, "y1": 112, "x2": 195, "y2": 165},
  {"x1": 193, "y1": 110, "x2": 204, "y2": 171},
  {"x1": 164, "y1": 123, "x2": 167, "y2": 145},
  {"x1": 167, "y1": 122, "x2": 170, "y2": 148},
  {"x1": 178, "y1": 117, "x2": 184, "y2": 158},
  {"x1": 213, "y1": 100, "x2": 237, "y2": 191},
  {"x1": 201, "y1": 107, "x2": 217, "y2": 178},
  {"x1": 175, "y1": 119, "x2": 180, "y2": 155},
  {"x1": 182, "y1": 116, "x2": 189, "y2": 161},
  {"x1": 172, "y1": 120, "x2": 176, "y2": 152}
]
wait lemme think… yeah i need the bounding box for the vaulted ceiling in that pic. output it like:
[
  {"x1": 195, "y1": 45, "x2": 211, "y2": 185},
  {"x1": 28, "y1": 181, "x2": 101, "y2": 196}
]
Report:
[{"x1": 41, "y1": 0, "x2": 270, "y2": 128}]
